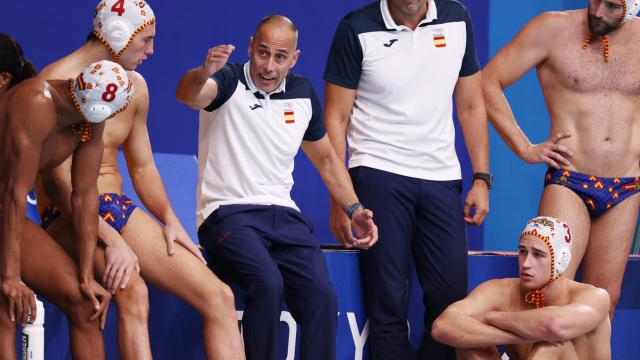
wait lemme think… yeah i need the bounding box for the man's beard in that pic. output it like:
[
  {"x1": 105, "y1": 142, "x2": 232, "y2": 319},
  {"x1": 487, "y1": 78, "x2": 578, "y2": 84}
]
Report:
[{"x1": 588, "y1": 13, "x2": 620, "y2": 36}]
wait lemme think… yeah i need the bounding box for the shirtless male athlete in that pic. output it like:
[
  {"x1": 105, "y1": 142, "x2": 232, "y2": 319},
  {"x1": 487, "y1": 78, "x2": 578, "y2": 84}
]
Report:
[
  {"x1": 1, "y1": 58, "x2": 127, "y2": 359},
  {"x1": 483, "y1": 0, "x2": 640, "y2": 317},
  {"x1": 36, "y1": 1, "x2": 244, "y2": 358},
  {"x1": 432, "y1": 216, "x2": 611, "y2": 360}
]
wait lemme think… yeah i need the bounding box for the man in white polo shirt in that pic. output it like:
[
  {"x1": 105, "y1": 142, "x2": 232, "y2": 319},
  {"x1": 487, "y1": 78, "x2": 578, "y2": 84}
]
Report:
[
  {"x1": 324, "y1": 0, "x2": 489, "y2": 359},
  {"x1": 176, "y1": 15, "x2": 378, "y2": 360}
]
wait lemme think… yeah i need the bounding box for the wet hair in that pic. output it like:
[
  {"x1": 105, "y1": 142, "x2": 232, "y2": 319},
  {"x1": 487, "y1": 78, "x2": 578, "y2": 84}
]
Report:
[
  {"x1": 86, "y1": 31, "x2": 99, "y2": 42},
  {"x1": 0, "y1": 34, "x2": 36, "y2": 88}
]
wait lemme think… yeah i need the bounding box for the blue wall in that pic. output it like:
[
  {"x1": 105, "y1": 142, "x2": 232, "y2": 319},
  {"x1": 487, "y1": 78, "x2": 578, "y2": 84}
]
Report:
[{"x1": 4, "y1": 0, "x2": 488, "y2": 248}]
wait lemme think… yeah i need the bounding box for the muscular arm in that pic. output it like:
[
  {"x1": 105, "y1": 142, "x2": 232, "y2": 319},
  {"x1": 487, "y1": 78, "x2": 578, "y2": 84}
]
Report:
[
  {"x1": 432, "y1": 280, "x2": 532, "y2": 348},
  {"x1": 455, "y1": 71, "x2": 490, "y2": 225},
  {"x1": 301, "y1": 135, "x2": 377, "y2": 245},
  {"x1": 69, "y1": 122, "x2": 106, "y2": 282},
  {"x1": 485, "y1": 287, "x2": 610, "y2": 342},
  {"x1": 122, "y1": 76, "x2": 176, "y2": 226},
  {"x1": 176, "y1": 45, "x2": 235, "y2": 110},
  {"x1": 301, "y1": 135, "x2": 358, "y2": 211},
  {"x1": 1, "y1": 87, "x2": 55, "y2": 280},
  {"x1": 483, "y1": 12, "x2": 560, "y2": 158},
  {"x1": 322, "y1": 83, "x2": 361, "y2": 246}
]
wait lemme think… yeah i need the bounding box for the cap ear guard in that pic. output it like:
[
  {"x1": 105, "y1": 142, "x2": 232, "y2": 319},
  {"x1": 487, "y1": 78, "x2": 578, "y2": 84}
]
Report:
[
  {"x1": 555, "y1": 247, "x2": 571, "y2": 277},
  {"x1": 104, "y1": 18, "x2": 133, "y2": 53}
]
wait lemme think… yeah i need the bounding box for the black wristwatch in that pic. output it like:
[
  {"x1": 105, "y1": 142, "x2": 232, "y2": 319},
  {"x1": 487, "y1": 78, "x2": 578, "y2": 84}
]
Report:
[{"x1": 472, "y1": 172, "x2": 493, "y2": 189}]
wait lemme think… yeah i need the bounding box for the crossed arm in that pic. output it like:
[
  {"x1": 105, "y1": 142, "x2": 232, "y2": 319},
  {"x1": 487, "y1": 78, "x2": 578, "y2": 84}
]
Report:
[{"x1": 432, "y1": 279, "x2": 610, "y2": 349}]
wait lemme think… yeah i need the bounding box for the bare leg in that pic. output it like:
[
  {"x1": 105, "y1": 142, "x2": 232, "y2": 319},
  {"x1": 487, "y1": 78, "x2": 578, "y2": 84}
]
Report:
[
  {"x1": 0, "y1": 290, "x2": 16, "y2": 360},
  {"x1": 528, "y1": 341, "x2": 579, "y2": 360},
  {"x1": 581, "y1": 193, "x2": 640, "y2": 317},
  {"x1": 47, "y1": 217, "x2": 152, "y2": 360},
  {"x1": 19, "y1": 221, "x2": 105, "y2": 360},
  {"x1": 538, "y1": 185, "x2": 591, "y2": 279},
  {"x1": 121, "y1": 209, "x2": 244, "y2": 360},
  {"x1": 456, "y1": 347, "x2": 501, "y2": 360}
]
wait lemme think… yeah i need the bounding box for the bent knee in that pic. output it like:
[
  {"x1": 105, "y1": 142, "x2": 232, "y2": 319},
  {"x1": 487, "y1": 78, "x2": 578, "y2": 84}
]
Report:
[
  {"x1": 200, "y1": 282, "x2": 237, "y2": 321},
  {"x1": 115, "y1": 278, "x2": 149, "y2": 321},
  {"x1": 529, "y1": 341, "x2": 577, "y2": 360},
  {"x1": 307, "y1": 280, "x2": 336, "y2": 309}
]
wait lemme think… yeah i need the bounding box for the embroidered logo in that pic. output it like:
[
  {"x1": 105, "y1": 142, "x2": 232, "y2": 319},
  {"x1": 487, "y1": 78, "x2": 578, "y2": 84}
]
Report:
[
  {"x1": 383, "y1": 39, "x2": 398, "y2": 48},
  {"x1": 284, "y1": 110, "x2": 295, "y2": 124},
  {"x1": 432, "y1": 27, "x2": 446, "y2": 48},
  {"x1": 250, "y1": 104, "x2": 263, "y2": 110}
]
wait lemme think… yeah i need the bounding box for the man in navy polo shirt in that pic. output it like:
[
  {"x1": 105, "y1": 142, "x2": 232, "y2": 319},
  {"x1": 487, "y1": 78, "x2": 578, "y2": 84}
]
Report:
[
  {"x1": 176, "y1": 15, "x2": 379, "y2": 360},
  {"x1": 324, "y1": 0, "x2": 489, "y2": 358}
]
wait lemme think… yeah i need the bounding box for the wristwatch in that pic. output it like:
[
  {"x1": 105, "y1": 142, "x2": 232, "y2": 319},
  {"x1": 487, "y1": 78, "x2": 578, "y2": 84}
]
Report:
[{"x1": 472, "y1": 172, "x2": 493, "y2": 189}]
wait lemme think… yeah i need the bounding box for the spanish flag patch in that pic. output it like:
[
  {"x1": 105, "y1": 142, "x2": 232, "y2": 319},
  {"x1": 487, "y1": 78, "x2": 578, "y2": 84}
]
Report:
[
  {"x1": 284, "y1": 110, "x2": 295, "y2": 124},
  {"x1": 433, "y1": 35, "x2": 446, "y2": 48}
]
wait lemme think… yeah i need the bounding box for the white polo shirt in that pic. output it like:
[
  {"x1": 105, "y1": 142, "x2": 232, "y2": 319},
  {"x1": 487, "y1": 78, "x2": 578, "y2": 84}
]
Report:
[
  {"x1": 324, "y1": 0, "x2": 481, "y2": 181},
  {"x1": 196, "y1": 62, "x2": 326, "y2": 227}
]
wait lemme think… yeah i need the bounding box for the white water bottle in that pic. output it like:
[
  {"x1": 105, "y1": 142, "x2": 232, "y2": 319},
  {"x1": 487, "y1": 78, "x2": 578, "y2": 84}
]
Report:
[{"x1": 22, "y1": 297, "x2": 44, "y2": 360}]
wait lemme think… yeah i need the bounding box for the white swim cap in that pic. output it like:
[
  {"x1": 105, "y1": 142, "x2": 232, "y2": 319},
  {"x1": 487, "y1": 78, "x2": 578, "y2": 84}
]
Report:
[
  {"x1": 70, "y1": 60, "x2": 135, "y2": 123},
  {"x1": 623, "y1": 1, "x2": 640, "y2": 22},
  {"x1": 93, "y1": 0, "x2": 155, "y2": 59},
  {"x1": 520, "y1": 216, "x2": 572, "y2": 280}
]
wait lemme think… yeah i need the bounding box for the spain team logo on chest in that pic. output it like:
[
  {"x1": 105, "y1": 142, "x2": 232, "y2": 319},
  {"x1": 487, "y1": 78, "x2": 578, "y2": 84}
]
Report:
[
  {"x1": 432, "y1": 27, "x2": 446, "y2": 48},
  {"x1": 284, "y1": 109, "x2": 295, "y2": 124}
]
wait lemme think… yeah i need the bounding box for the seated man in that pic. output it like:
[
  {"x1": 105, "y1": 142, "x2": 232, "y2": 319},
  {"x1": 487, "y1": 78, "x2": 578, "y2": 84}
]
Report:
[
  {"x1": 177, "y1": 15, "x2": 378, "y2": 360},
  {"x1": 432, "y1": 216, "x2": 611, "y2": 359},
  {"x1": 0, "y1": 58, "x2": 129, "y2": 359}
]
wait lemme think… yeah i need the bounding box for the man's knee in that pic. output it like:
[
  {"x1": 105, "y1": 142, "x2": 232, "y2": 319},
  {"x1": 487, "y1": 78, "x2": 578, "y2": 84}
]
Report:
[
  {"x1": 305, "y1": 279, "x2": 336, "y2": 312},
  {"x1": 248, "y1": 273, "x2": 284, "y2": 303},
  {"x1": 114, "y1": 277, "x2": 149, "y2": 322},
  {"x1": 200, "y1": 281, "x2": 236, "y2": 321},
  {"x1": 63, "y1": 290, "x2": 100, "y2": 327},
  {"x1": 0, "y1": 296, "x2": 15, "y2": 331},
  {"x1": 456, "y1": 347, "x2": 501, "y2": 360},
  {"x1": 529, "y1": 341, "x2": 578, "y2": 360}
]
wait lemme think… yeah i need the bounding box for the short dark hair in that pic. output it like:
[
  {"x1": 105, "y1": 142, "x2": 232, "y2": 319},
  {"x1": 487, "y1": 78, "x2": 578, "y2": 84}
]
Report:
[
  {"x1": 0, "y1": 34, "x2": 36, "y2": 88},
  {"x1": 86, "y1": 31, "x2": 99, "y2": 42}
]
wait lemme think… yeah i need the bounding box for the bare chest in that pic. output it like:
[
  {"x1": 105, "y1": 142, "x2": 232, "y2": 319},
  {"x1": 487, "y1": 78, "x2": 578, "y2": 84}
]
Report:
[
  {"x1": 544, "y1": 40, "x2": 640, "y2": 94},
  {"x1": 102, "y1": 110, "x2": 135, "y2": 149},
  {"x1": 39, "y1": 127, "x2": 81, "y2": 170}
]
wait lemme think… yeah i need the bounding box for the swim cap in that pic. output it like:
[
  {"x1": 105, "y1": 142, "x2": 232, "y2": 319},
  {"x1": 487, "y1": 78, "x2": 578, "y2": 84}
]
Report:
[
  {"x1": 93, "y1": 0, "x2": 155, "y2": 59},
  {"x1": 622, "y1": 1, "x2": 640, "y2": 23},
  {"x1": 520, "y1": 216, "x2": 572, "y2": 280},
  {"x1": 70, "y1": 60, "x2": 135, "y2": 123}
]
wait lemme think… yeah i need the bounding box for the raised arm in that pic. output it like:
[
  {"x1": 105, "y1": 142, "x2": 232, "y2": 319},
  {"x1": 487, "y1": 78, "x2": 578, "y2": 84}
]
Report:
[
  {"x1": 482, "y1": 12, "x2": 573, "y2": 168},
  {"x1": 454, "y1": 71, "x2": 490, "y2": 226},
  {"x1": 323, "y1": 83, "x2": 358, "y2": 247},
  {"x1": 176, "y1": 45, "x2": 234, "y2": 110},
  {"x1": 122, "y1": 73, "x2": 206, "y2": 264},
  {"x1": 484, "y1": 287, "x2": 610, "y2": 343},
  {"x1": 0, "y1": 84, "x2": 54, "y2": 323},
  {"x1": 432, "y1": 279, "x2": 532, "y2": 348},
  {"x1": 301, "y1": 135, "x2": 378, "y2": 249}
]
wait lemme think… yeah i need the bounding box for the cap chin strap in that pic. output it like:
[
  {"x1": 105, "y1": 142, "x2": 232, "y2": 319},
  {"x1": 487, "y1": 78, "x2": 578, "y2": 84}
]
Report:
[{"x1": 524, "y1": 276, "x2": 558, "y2": 309}]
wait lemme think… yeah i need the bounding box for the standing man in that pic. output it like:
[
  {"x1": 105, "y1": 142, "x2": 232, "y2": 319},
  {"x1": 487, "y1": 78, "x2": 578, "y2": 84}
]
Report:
[
  {"x1": 176, "y1": 15, "x2": 378, "y2": 360},
  {"x1": 36, "y1": 1, "x2": 245, "y2": 358},
  {"x1": 482, "y1": 0, "x2": 640, "y2": 317},
  {"x1": 1, "y1": 59, "x2": 125, "y2": 360},
  {"x1": 432, "y1": 216, "x2": 611, "y2": 360},
  {"x1": 324, "y1": 0, "x2": 489, "y2": 358}
]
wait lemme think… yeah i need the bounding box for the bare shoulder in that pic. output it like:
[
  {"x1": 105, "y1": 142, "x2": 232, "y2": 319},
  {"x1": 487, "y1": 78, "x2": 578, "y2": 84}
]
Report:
[
  {"x1": 127, "y1": 71, "x2": 149, "y2": 108},
  {"x1": 569, "y1": 280, "x2": 610, "y2": 309},
  {"x1": 8, "y1": 78, "x2": 55, "y2": 108},
  {"x1": 38, "y1": 54, "x2": 84, "y2": 81},
  {"x1": 468, "y1": 278, "x2": 519, "y2": 305},
  {"x1": 524, "y1": 10, "x2": 580, "y2": 34}
]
